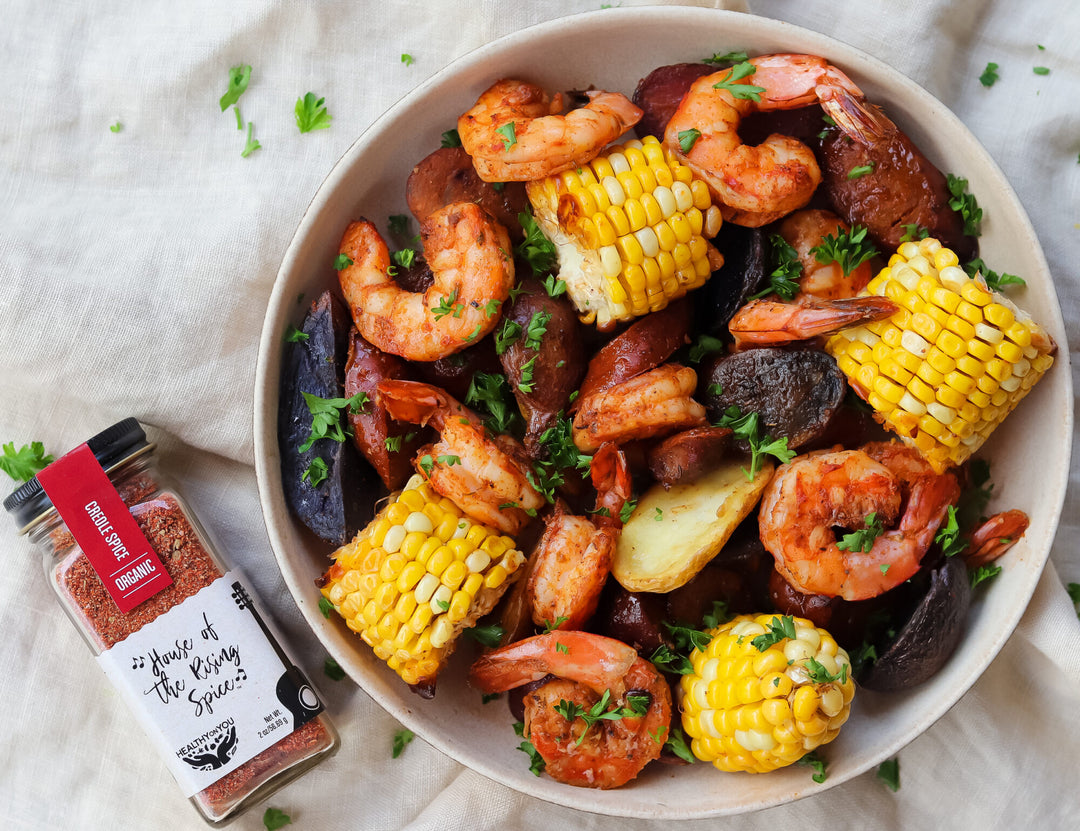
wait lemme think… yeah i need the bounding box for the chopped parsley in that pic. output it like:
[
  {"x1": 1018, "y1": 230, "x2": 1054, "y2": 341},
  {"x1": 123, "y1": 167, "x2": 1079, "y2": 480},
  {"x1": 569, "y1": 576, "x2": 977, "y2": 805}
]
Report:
[
  {"x1": 688, "y1": 333, "x2": 725, "y2": 363},
  {"x1": 418, "y1": 454, "x2": 435, "y2": 475},
  {"x1": 751, "y1": 615, "x2": 797, "y2": 652},
  {"x1": 715, "y1": 406, "x2": 795, "y2": 480},
  {"x1": 441, "y1": 128, "x2": 462, "y2": 148},
  {"x1": 401, "y1": 53, "x2": 414, "y2": 66},
  {"x1": 0, "y1": 441, "x2": 54, "y2": 482},
  {"x1": 554, "y1": 690, "x2": 650, "y2": 746},
  {"x1": 391, "y1": 248, "x2": 416, "y2": 269},
  {"x1": 979, "y1": 62, "x2": 1000, "y2": 87},
  {"x1": 662, "y1": 620, "x2": 712, "y2": 654},
  {"x1": 219, "y1": 64, "x2": 252, "y2": 110},
  {"x1": 302, "y1": 457, "x2": 328, "y2": 487},
  {"x1": 678, "y1": 128, "x2": 702, "y2": 153},
  {"x1": 900, "y1": 223, "x2": 929, "y2": 242},
  {"x1": 318, "y1": 596, "x2": 334, "y2": 619},
  {"x1": 517, "y1": 355, "x2": 538, "y2": 394},
  {"x1": 542, "y1": 274, "x2": 568, "y2": 297},
  {"x1": 483, "y1": 298, "x2": 502, "y2": 318},
  {"x1": 536, "y1": 414, "x2": 591, "y2": 474},
  {"x1": 435, "y1": 599, "x2": 451, "y2": 611},
  {"x1": 650, "y1": 644, "x2": 694, "y2": 675},
  {"x1": 263, "y1": 807, "x2": 292, "y2": 830},
  {"x1": 1067, "y1": 583, "x2": 1080, "y2": 620},
  {"x1": 847, "y1": 163, "x2": 875, "y2": 180},
  {"x1": 524, "y1": 309, "x2": 551, "y2": 350},
  {"x1": 654, "y1": 507, "x2": 663, "y2": 521},
  {"x1": 706, "y1": 383, "x2": 724, "y2": 397},
  {"x1": 704, "y1": 50, "x2": 749, "y2": 65},
  {"x1": 465, "y1": 623, "x2": 505, "y2": 648},
  {"x1": 436, "y1": 454, "x2": 461, "y2": 467},
  {"x1": 513, "y1": 722, "x2": 546, "y2": 775},
  {"x1": 496, "y1": 121, "x2": 517, "y2": 150},
  {"x1": 295, "y1": 92, "x2": 332, "y2": 133},
  {"x1": 619, "y1": 498, "x2": 638, "y2": 524},
  {"x1": 299, "y1": 391, "x2": 369, "y2": 451},
  {"x1": 392, "y1": 728, "x2": 415, "y2": 758},
  {"x1": 555, "y1": 641, "x2": 569, "y2": 654},
  {"x1": 241, "y1": 122, "x2": 261, "y2": 158},
  {"x1": 109, "y1": 121, "x2": 123, "y2": 133},
  {"x1": 799, "y1": 749, "x2": 827, "y2": 783},
  {"x1": 323, "y1": 656, "x2": 345, "y2": 681},
  {"x1": 809, "y1": 224, "x2": 878, "y2": 276},
  {"x1": 284, "y1": 324, "x2": 309, "y2": 343},
  {"x1": 431, "y1": 288, "x2": 465, "y2": 320},
  {"x1": 945, "y1": 174, "x2": 983, "y2": 236},
  {"x1": 964, "y1": 257, "x2": 1026, "y2": 291},
  {"x1": 388, "y1": 214, "x2": 411, "y2": 237},
  {"x1": 495, "y1": 318, "x2": 523, "y2": 355},
  {"x1": 877, "y1": 758, "x2": 900, "y2": 791},
  {"x1": 804, "y1": 656, "x2": 848, "y2": 685},
  {"x1": 836, "y1": 512, "x2": 885, "y2": 553},
  {"x1": 334, "y1": 253, "x2": 353, "y2": 271},
  {"x1": 711, "y1": 62, "x2": 766, "y2": 101},
  {"x1": 970, "y1": 563, "x2": 1003, "y2": 588},
  {"x1": 664, "y1": 725, "x2": 696, "y2": 763},
  {"x1": 465, "y1": 371, "x2": 519, "y2": 434},
  {"x1": 542, "y1": 616, "x2": 569, "y2": 633},
  {"x1": 517, "y1": 211, "x2": 558, "y2": 278},
  {"x1": 749, "y1": 233, "x2": 802, "y2": 301},
  {"x1": 935, "y1": 505, "x2": 967, "y2": 558},
  {"x1": 1033, "y1": 66, "x2": 1050, "y2": 76}
]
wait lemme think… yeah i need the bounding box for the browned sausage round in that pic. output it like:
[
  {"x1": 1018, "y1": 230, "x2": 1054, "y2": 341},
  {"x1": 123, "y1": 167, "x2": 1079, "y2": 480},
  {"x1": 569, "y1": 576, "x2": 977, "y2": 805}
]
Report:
[
  {"x1": 406, "y1": 146, "x2": 529, "y2": 240},
  {"x1": 632, "y1": 63, "x2": 714, "y2": 139},
  {"x1": 646, "y1": 426, "x2": 733, "y2": 489},
  {"x1": 820, "y1": 124, "x2": 976, "y2": 260}
]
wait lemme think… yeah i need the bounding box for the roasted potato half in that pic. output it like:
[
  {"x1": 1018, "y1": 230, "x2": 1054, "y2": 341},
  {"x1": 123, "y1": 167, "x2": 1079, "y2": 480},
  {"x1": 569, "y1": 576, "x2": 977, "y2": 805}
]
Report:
[{"x1": 612, "y1": 458, "x2": 773, "y2": 593}]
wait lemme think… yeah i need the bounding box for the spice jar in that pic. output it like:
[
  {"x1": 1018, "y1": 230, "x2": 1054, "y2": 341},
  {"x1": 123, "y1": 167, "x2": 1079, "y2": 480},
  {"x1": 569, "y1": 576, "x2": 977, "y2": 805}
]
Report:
[{"x1": 4, "y1": 418, "x2": 339, "y2": 826}]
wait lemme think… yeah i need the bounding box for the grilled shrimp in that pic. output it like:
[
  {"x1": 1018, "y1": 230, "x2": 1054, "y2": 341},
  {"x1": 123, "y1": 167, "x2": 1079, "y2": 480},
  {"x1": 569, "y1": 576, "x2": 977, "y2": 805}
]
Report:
[
  {"x1": 469, "y1": 631, "x2": 671, "y2": 789},
  {"x1": 664, "y1": 54, "x2": 884, "y2": 226},
  {"x1": 964, "y1": 509, "x2": 1029, "y2": 567},
  {"x1": 457, "y1": 79, "x2": 642, "y2": 182},
  {"x1": 759, "y1": 442, "x2": 960, "y2": 600},
  {"x1": 337, "y1": 202, "x2": 514, "y2": 362},
  {"x1": 527, "y1": 443, "x2": 631, "y2": 631},
  {"x1": 376, "y1": 379, "x2": 544, "y2": 534},
  {"x1": 727, "y1": 296, "x2": 897, "y2": 348},
  {"x1": 572, "y1": 363, "x2": 707, "y2": 453}
]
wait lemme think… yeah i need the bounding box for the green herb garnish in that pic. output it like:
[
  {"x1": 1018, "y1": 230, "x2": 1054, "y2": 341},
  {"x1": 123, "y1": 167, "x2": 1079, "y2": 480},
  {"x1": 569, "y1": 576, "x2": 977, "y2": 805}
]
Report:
[
  {"x1": 751, "y1": 615, "x2": 797, "y2": 652},
  {"x1": 946, "y1": 174, "x2": 983, "y2": 236},
  {"x1": 836, "y1": 512, "x2": 885, "y2": 553},
  {"x1": 302, "y1": 457, "x2": 328, "y2": 487},
  {"x1": 220, "y1": 64, "x2": 252, "y2": 110},
  {"x1": 465, "y1": 623, "x2": 505, "y2": 648},
  {"x1": 263, "y1": 807, "x2": 292, "y2": 830},
  {"x1": 295, "y1": 92, "x2": 332, "y2": 133},
  {"x1": 799, "y1": 749, "x2": 827, "y2": 783},
  {"x1": 441, "y1": 128, "x2": 462, "y2": 148},
  {"x1": 970, "y1": 563, "x2": 1003, "y2": 588},
  {"x1": 392, "y1": 728, "x2": 415, "y2": 758},
  {"x1": 809, "y1": 224, "x2": 878, "y2": 276},
  {"x1": 318, "y1": 596, "x2": 334, "y2": 619},
  {"x1": 496, "y1": 121, "x2": 517, "y2": 150},
  {"x1": 979, "y1": 62, "x2": 1000, "y2": 87},
  {"x1": 517, "y1": 210, "x2": 558, "y2": 278},
  {"x1": 847, "y1": 163, "x2": 875, "y2": 180},
  {"x1": 711, "y1": 62, "x2": 766, "y2": 101},
  {"x1": 678, "y1": 128, "x2": 702, "y2": 153},
  {"x1": 323, "y1": 656, "x2": 345, "y2": 681},
  {"x1": 877, "y1": 758, "x2": 900, "y2": 791},
  {"x1": 0, "y1": 441, "x2": 54, "y2": 482},
  {"x1": 749, "y1": 233, "x2": 802, "y2": 301}
]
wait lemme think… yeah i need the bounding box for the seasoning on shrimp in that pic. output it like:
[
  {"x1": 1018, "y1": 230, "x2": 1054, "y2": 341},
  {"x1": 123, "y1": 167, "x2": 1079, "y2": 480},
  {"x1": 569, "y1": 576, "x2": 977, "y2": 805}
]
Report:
[
  {"x1": 664, "y1": 54, "x2": 886, "y2": 227},
  {"x1": 458, "y1": 79, "x2": 642, "y2": 182},
  {"x1": 469, "y1": 631, "x2": 672, "y2": 789},
  {"x1": 727, "y1": 295, "x2": 898, "y2": 349},
  {"x1": 337, "y1": 201, "x2": 514, "y2": 362}
]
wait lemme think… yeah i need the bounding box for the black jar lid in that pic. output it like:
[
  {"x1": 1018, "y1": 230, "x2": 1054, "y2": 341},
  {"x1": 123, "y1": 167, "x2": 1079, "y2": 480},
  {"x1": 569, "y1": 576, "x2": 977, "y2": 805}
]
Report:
[{"x1": 3, "y1": 417, "x2": 152, "y2": 533}]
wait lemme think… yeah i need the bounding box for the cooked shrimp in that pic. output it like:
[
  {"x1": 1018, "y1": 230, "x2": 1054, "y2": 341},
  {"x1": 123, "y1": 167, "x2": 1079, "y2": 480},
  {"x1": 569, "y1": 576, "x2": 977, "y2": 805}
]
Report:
[
  {"x1": 469, "y1": 631, "x2": 671, "y2": 789},
  {"x1": 727, "y1": 296, "x2": 897, "y2": 348},
  {"x1": 337, "y1": 201, "x2": 514, "y2": 362},
  {"x1": 376, "y1": 379, "x2": 544, "y2": 534},
  {"x1": 759, "y1": 442, "x2": 960, "y2": 600},
  {"x1": 664, "y1": 54, "x2": 884, "y2": 227},
  {"x1": 572, "y1": 364, "x2": 707, "y2": 453},
  {"x1": 964, "y1": 509, "x2": 1029, "y2": 567},
  {"x1": 528, "y1": 443, "x2": 631, "y2": 631},
  {"x1": 457, "y1": 79, "x2": 642, "y2": 182},
  {"x1": 777, "y1": 209, "x2": 875, "y2": 300}
]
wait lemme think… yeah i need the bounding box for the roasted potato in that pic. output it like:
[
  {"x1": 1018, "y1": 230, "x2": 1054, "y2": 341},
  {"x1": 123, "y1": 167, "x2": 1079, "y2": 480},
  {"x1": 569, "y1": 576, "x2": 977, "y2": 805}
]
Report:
[{"x1": 612, "y1": 458, "x2": 773, "y2": 593}]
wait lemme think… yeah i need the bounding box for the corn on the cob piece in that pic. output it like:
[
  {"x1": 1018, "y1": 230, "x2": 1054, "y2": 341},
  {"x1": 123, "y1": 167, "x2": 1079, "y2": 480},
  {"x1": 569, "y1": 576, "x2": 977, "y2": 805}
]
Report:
[
  {"x1": 318, "y1": 475, "x2": 525, "y2": 687},
  {"x1": 681, "y1": 614, "x2": 855, "y2": 774},
  {"x1": 526, "y1": 135, "x2": 723, "y2": 329},
  {"x1": 825, "y1": 238, "x2": 1054, "y2": 473}
]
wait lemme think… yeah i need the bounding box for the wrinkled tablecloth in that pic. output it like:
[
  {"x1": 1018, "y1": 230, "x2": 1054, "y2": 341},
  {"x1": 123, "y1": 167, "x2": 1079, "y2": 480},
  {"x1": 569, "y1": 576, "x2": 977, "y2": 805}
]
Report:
[{"x1": 1, "y1": 1, "x2": 1077, "y2": 829}]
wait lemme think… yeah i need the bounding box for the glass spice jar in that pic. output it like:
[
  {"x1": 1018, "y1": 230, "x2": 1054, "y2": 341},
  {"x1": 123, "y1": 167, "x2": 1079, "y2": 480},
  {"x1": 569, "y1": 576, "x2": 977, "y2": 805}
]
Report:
[{"x1": 3, "y1": 418, "x2": 339, "y2": 826}]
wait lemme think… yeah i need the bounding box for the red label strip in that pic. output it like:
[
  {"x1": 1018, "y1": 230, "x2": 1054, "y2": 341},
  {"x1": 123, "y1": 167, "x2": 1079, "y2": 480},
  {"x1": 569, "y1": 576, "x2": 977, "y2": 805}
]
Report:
[{"x1": 37, "y1": 443, "x2": 172, "y2": 613}]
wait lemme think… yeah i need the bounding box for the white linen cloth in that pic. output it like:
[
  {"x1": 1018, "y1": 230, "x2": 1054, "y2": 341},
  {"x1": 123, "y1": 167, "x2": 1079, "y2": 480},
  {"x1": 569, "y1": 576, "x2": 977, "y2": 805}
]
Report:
[{"x1": 1, "y1": 0, "x2": 1078, "y2": 828}]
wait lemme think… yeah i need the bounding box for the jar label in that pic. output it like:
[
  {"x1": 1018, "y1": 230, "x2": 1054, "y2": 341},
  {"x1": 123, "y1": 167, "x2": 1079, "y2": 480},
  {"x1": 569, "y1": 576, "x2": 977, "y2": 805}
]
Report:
[
  {"x1": 96, "y1": 572, "x2": 325, "y2": 796},
  {"x1": 37, "y1": 443, "x2": 173, "y2": 612}
]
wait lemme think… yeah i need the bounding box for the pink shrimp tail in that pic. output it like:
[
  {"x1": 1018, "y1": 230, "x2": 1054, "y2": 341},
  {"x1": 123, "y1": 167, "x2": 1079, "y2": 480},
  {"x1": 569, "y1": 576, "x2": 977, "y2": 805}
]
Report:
[
  {"x1": 469, "y1": 631, "x2": 638, "y2": 695},
  {"x1": 965, "y1": 509, "x2": 1029, "y2": 567},
  {"x1": 589, "y1": 442, "x2": 632, "y2": 528}
]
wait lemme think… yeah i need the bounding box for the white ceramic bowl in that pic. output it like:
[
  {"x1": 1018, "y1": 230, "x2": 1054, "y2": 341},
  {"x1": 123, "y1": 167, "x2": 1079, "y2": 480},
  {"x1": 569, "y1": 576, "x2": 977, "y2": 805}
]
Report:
[{"x1": 254, "y1": 7, "x2": 1072, "y2": 818}]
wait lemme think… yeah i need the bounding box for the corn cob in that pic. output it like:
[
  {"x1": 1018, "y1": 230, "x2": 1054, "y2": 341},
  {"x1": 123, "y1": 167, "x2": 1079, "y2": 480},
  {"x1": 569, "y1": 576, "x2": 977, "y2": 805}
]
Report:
[
  {"x1": 526, "y1": 134, "x2": 723, "y2": 329},
  {"x1": 318, "y1": 475, "x2": 525, "y2": 687},
  {"x1": 825, "y1": 237, "x2": 1054, "y2": 473},
  {"x1": 680, "y1": 614, "x2": 855, "y2": 774}
]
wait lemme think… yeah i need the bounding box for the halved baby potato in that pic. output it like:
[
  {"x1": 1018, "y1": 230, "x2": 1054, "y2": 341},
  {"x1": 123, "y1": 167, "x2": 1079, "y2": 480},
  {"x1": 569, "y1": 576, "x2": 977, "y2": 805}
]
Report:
[{"x1": 613, "y1": 458, "x2": 773, "y2": 593}]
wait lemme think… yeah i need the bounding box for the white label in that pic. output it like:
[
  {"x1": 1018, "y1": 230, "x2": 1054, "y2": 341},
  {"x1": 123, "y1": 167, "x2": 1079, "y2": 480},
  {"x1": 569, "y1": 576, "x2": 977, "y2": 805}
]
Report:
[{"x1": 97, "y1": 572, "x2": 322, "y2": 796}]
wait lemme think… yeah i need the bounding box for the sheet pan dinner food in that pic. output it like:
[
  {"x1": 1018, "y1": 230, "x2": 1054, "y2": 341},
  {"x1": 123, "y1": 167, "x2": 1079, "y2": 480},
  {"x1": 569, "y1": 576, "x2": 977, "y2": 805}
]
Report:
[{"x1": 277, "y1": 51, "x2": 1054, "y2": 788}]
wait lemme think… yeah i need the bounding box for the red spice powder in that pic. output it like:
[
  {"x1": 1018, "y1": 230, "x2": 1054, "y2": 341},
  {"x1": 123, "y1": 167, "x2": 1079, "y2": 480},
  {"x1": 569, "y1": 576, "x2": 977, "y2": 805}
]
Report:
[{"x1": 53, "y1": 490, "x2": 332, "y2": 816}]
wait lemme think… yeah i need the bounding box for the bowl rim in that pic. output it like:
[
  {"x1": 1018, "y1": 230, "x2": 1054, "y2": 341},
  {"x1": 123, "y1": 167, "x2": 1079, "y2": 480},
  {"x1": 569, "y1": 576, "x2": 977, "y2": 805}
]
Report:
[{"x1": 253, "y1": 5, "x2": 1073, "y2": 818}]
